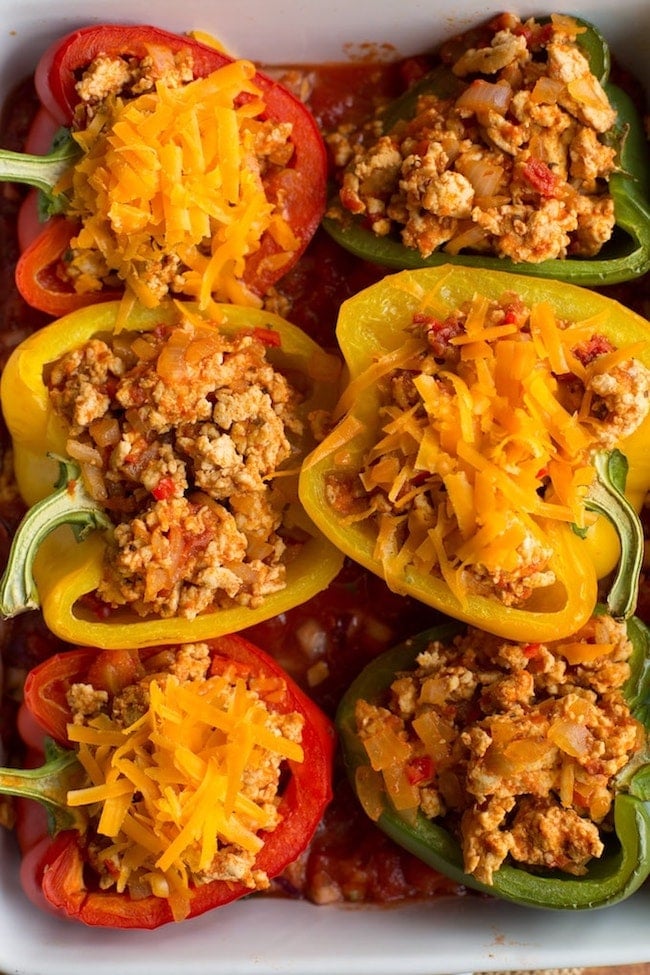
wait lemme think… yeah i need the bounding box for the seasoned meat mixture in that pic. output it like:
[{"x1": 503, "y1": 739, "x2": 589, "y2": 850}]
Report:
[
  {"x1": 331, "y1": 13, "x2": 619, "y2": 263},
  {"x1": 65, "y1": 642, "x2": 304, "y2": 919},
  {"x1": 73, "y1": 51, "x2": 195, "y2": 124},
  {"x1": 46, "y1": 316, "x2": 304, "y2": 618},
  {"x1": 355, "y1": 614, "x2": 643, "y2": 883},
  {"x1": 325, "y1": 290, "x2": 650, "y2": 607}
]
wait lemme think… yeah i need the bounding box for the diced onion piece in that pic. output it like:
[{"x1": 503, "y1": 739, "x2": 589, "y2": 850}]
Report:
[
  {"x1": 455, "y1": 79, "x2": 513, "y2": 116},
  {"x1": 80, "y1": 461, "x2": 108, "y2": 502},
  {"x1": 530, "y1": 76, "x2": 564, "y2": 104},
  {"x1": 547, "y1": 718, "x2": 591, "y2": 758},
  {"x1": 66, "y1": 438, "x2": 103, "y2": 466},
  {"x1": 362, "y1": 725, "x2": 411, "y2": 771},
  {"x1": 381, "y1": 762, "x2": 421, "y2": 813},
  {"x1": 89, "y1": 416, "x2": 121, "y2": 448},
  {"x1": 567, "y1": 74, "x2": 611, "y2": 113},
  {"x1": 412, "y1": 710, "x2": 454, "y2": 761},
  {"x1": 355, "y1": 765, "x2": 386, "y2": 822},
  {"x1": 444, "y1": 224, "x2": 490, "y2": 255},
  {"x1": 559, "y1": 756, "x2": 575, "y2": 806}
]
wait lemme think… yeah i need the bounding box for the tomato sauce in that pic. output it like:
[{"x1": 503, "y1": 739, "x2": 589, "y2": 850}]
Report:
[{"x1": 0, "y1": 52, "x2": 648, "y2": 910}]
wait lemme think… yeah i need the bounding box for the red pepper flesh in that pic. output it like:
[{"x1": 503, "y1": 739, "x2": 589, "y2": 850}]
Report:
[
  {"x1": 18, "y1": 24, "x2": 328, "y2": 315},
  {"x1": 15, "y1": 634, "x2": 335, "y2": 928}
]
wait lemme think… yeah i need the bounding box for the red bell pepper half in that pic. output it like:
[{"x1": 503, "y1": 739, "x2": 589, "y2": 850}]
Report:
[
  {"x1": 15, "y1": 215, "x2": 118, "y2": 318},
  {"x1": 16, "y1": 23, "x2": 328, "y2": 315},
  {"x1": 2, "y1": 634, "x2": 335, "y2": 928}
]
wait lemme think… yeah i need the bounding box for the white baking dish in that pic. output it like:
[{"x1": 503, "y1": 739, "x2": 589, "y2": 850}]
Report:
[{"x1": 0, "y1": 1, "x2": 649, "y2": 972}]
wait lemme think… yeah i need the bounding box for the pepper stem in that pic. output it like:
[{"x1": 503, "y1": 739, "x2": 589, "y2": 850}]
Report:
[
  {"x1": 0, "y1": 738, "x2": 88, "y2": 835},
  {"x1": 0, "y1": 128, "x2": 79, "y2": 215},
  {"x1": 585, "y1": 448, "x2": 643, "y2": 619},
  {"x1": 0, "y1": 455, "x2": 112, "y2": 619}
]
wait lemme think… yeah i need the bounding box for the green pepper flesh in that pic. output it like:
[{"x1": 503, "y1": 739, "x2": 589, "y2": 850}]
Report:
[
  {"x1": 323, "y1": 19, "x2": 650, "y2": 286},
  {"x1": 336, "y1": 618, "x2": 650, "y2": 910}
]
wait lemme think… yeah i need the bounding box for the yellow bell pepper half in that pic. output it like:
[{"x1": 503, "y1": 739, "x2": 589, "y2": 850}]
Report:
[
  {"x1": 0, "y1": 300, "x2": 344, "y2": 649},
  {"x1": 299, "y1": 265, "x2": 650, "y2": 643}
]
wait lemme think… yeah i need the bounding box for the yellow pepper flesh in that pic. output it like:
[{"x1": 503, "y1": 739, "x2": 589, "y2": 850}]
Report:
[
  {"x1": 1, "y1": 300, "x2": 344, "y2": 649},
  {"x1": 299, "y1": 265, "x2": 650, "y2": 642}
]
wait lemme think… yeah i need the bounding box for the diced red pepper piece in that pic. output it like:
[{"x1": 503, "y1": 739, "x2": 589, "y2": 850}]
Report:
[{"x1": 522, "y1": 158, "x2": 560, "y2": 198}]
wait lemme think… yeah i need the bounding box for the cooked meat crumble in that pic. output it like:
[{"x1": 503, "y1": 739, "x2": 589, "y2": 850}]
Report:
[
  {"x1": 330, "y1": 13, "x2": 619, "y2": 263},
  {"x1": 73, "y1": 50, "x2": 195, "y2": 125},
  {"x1": 355, "y1": 614, "x2": 644, "y2": 883},
  {"x1": 45, "y1": 316, "x2": 304, "y2": 619}
]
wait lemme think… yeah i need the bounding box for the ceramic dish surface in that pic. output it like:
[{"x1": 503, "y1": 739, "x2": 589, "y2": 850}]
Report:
[{"x1": 0, "y1": 1, "x2": 649, "y2": 972}]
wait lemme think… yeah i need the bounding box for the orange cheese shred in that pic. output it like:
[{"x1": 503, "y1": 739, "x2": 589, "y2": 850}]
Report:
[
  {"x1": 66, "y1": 668, "x2": 304, "y2": 921},
  {"x1": 349, "y1": 289, "x2": 649, "y2": 605},
  {"x1": 67, "y1": 60, "x2": 297, "y2": 310}
]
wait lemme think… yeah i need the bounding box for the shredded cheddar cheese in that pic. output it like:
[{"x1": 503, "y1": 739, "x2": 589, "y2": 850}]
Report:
[
  {"x1": 62, "y1": 59, "x2": 298, "y2": 311},
  {"x1": 330, "y1": 287, "x2": 650, "y2": 608},
  {"x1": 66, "y1": 663, "x2": 304, "y2": 922}
]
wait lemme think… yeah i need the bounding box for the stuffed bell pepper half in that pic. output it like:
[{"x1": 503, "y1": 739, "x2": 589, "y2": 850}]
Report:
[
  {"x1": 0, "y1": 299, "x2": 343, "y2": 647},
  {"x1": 0, "y1": 23, "x2": 328, "y2": 315},
  {"x1": 323, "y1": 13, "x2": 650, "y2": 285},
  {"x1": 336, "y1": 612, "x2": 650, "y2": 909},
  {"x1": 299, "y1": 265, "x2": 650, "y2": 643},
  {"x1": 4, "y1": 635, "x2": 334, "y2": 927}
]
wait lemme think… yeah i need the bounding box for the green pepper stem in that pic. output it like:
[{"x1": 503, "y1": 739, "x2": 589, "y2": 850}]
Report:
[
  {"x1": 0, "y1": 129, "x2": 79, "y2": 215},
  {"x1": 0, "y1": 456, "x2": 111, "y2": 619},
  {"x1": 0, "y1": 739, "x2": 88, "y2": 835},
  {"x1": 585, "y1": 449, "x2": 643, "y2": 620}
]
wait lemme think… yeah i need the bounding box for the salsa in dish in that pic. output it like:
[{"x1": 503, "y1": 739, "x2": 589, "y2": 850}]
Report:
[{"x1": 0, "y1": 13, "x2": 649, "y2": 923}]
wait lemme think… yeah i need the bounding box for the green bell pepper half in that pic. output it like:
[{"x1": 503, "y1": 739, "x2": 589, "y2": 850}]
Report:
[
  {"x1": 322, "y1": 18, "x2": 650, "y2": 286},
  {"x1": 336, "y1": 615, "x2": 650, "y2": 910}
]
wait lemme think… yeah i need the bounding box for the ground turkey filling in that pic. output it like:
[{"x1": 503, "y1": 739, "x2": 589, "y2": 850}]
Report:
[
  {"x1": 330, "y1": 12, "x2": 619, "y2": 263},
  {"x1": 355, "y1": 614, "x2": 644, "y2": 884},
  {"x1": 46, "y1": 317, "x2": 304, "y2": 619}
]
